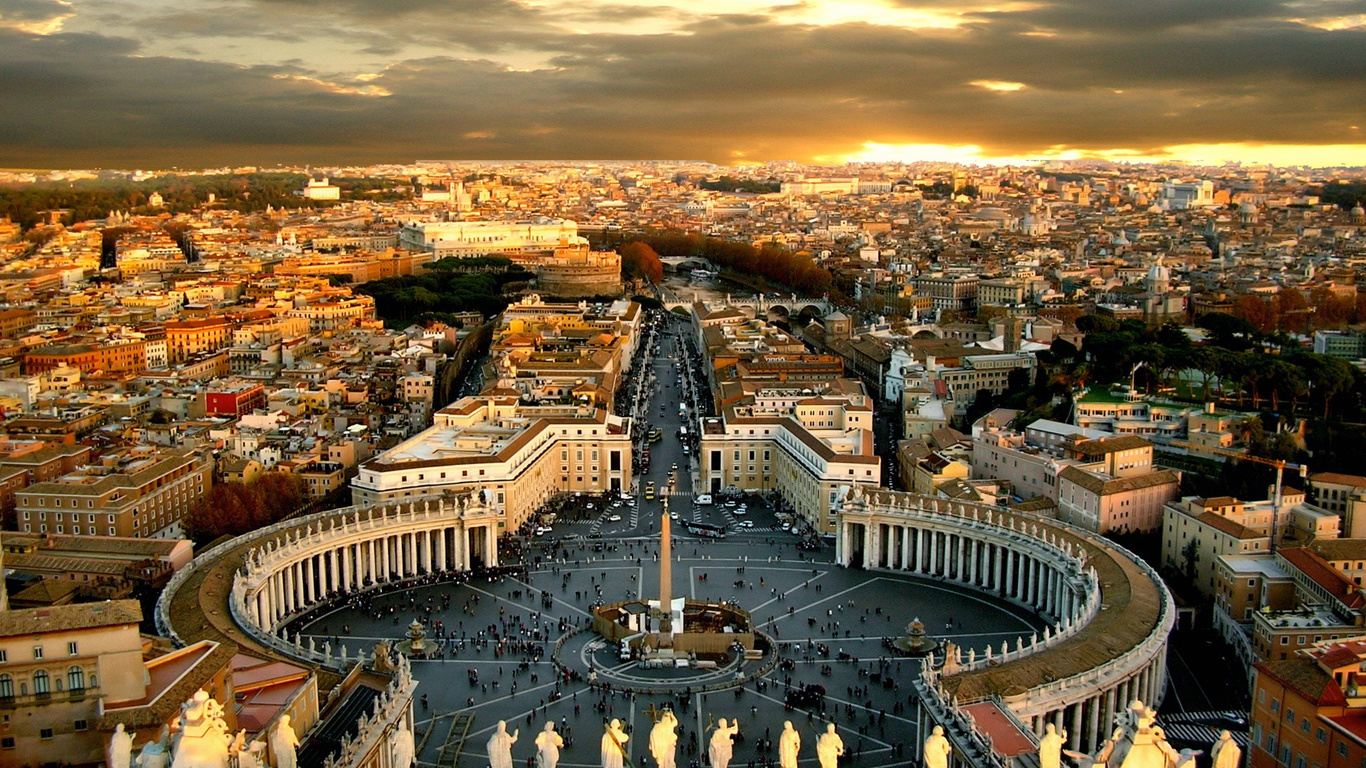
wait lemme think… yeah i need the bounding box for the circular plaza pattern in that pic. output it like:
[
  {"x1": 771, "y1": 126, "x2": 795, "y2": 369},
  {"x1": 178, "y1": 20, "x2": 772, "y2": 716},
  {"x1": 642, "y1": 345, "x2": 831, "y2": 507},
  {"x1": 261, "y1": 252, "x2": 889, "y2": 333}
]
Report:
[{"x1": 158, "y1": 488, "x2": 1170, "y2": 768}]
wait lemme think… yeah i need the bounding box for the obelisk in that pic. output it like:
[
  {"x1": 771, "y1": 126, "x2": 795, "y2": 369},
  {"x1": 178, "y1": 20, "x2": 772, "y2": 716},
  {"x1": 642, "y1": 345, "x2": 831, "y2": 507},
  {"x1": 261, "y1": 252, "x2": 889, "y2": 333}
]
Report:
[{"x1": 658, "y1": 494, "x2": 673, "y2": 647}]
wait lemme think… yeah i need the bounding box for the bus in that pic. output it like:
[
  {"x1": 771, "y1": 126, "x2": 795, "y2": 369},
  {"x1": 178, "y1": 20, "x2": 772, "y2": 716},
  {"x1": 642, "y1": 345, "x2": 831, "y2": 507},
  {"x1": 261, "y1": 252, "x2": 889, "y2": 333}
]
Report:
[{"x1": 683, "y1": 521, "x2": 727, "y2": 538}]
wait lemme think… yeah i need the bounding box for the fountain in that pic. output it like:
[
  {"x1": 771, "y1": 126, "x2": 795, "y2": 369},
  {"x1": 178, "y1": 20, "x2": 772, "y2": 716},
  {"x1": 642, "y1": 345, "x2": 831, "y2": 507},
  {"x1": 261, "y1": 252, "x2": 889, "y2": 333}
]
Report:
[
  {"x1": 395, "y1": 619, "x2": 434, "y2": 658},
  {"x1": 891, "y1": 617, "x2": 943, "y2": 657}
]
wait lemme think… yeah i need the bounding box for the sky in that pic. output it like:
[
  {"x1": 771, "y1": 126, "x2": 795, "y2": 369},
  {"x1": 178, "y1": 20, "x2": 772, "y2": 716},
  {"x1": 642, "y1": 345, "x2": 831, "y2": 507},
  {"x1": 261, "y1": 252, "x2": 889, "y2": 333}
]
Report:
[{"x1": 2, "y1": 0, "x2": 1366, "y2": 168}]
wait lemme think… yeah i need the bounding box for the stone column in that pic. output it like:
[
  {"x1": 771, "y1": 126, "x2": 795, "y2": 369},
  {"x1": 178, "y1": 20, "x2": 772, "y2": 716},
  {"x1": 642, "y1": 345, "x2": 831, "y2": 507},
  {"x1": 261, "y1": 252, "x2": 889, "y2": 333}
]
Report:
[
  {"x1": 1069, "y1": 702, "x2": 1083, "y2": 753},
  {"x1": 1087, "y1": 693, "x2": 1100, "y2": 752},
  {"x1": 367, "y1": 540, "x2": 376, "y2": 583},
  {"x1": 487, "y1": 525, "x2": 498, "y2": 567},
  {"x1": 381, "y1": 536, "x2": 391, "y2": 580},
  {"x1": 436, "y1": 528, "x2": 447, "y2": 572},
  {"x1": 408, "y1": 532, "x2": 418, "y2": 576},
  {"x1": 340, "y1": 545, "x2": 352, "y2": 591},
  {"x1": 328, "y1": 550, "x2": 339, "y2": 594},
  {"x1": 917, "y1": 528, "x2": 927, "y2": 572}
]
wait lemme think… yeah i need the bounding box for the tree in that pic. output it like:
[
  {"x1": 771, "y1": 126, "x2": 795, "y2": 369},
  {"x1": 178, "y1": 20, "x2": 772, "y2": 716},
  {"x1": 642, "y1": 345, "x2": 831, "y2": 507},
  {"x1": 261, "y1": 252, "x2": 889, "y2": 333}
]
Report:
[{"x1": 619, "y1": 242, "x2": 664, "y2": 284}]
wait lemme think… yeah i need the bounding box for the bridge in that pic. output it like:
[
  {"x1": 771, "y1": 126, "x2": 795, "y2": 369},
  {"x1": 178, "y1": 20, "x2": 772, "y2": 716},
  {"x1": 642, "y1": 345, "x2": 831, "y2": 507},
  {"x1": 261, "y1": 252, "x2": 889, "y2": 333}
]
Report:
[{"x1": 662, "y1": 293, "x2": 837, "y2": 322}]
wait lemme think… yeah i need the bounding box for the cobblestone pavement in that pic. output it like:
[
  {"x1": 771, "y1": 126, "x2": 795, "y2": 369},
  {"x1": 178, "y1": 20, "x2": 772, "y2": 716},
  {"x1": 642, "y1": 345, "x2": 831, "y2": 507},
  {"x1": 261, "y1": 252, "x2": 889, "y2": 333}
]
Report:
[{"x1": 298, "y1": 532, "x2": 1046, "y2": 768}]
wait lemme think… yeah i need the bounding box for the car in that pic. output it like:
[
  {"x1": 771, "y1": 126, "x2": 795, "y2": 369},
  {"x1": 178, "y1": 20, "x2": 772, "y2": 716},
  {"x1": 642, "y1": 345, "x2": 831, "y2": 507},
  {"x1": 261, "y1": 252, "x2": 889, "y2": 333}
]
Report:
[
  {"x1": 695, "y1": 494, "x2": 713, "y2": 505},
  {"x1": 670, "y1": 513, "x2": 678, "y2": 520},
  {"x1": 625, "y1": 498, "x2": 636, "y2": 506},
  {"x1": 733, "y1": 508, "x2": 745, "y2": 515},
  {"x1": 608, "y1": 515, "x2": 622, "y2": 522},
  {"x1": 645, "y1": 486, "x2": 656, "y2": 499},
  {"x1": 741, "y1": 520, "x2": 755, "y2": 528},
  {"x1": 780, "y1": 522, "x2": 792, "y2": 531}
]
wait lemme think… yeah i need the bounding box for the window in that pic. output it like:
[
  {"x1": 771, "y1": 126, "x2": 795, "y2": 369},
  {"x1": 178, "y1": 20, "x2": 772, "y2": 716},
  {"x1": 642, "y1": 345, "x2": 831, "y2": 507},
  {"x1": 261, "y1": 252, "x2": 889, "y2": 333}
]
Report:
[
  {"x1": 74, "y1": 719, "x2": 88, "y2": 731},
  {"x1": 0, "y1": 675, "x2": 11, "y2": 699},
  {"x1": 33, "y1": 646, "x2": 43, "y2": 659},
  {"x1": 68, "y1": 667, "x2": 84, "y2": 691},
  {"x1": 1, "y1": 737, "x2": 13, "y2": 749},
  {"x1": 40, "y1": 728, "x2": 54, "y2": 740},
  {"x1": 67, "y1": 641, "x2": 77, "y2": 655},
  {"x1": 33, "y1": 670, "x2": 50, "y2": 695},
  {"x1": 1318, "y1": 728, "x2": 1327, "y2": 743},
  {"x1": 1339, "y1": 743, "x2": 1348, "y2": 758}
]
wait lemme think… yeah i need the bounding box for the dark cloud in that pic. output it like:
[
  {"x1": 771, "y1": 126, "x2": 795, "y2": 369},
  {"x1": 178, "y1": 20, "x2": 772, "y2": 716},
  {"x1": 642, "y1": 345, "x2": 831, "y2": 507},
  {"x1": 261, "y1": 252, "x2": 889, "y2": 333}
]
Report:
[{"x1": 3, "y1": 1, "x2": 1366, "y2": 166}]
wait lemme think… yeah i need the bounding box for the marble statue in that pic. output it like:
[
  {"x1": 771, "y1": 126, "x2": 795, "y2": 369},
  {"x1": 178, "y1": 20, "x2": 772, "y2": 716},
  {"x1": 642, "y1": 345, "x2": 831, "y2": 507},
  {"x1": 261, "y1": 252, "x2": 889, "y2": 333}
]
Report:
[
  {"x1": 1065, "y1": 700, "x2": 1201, "y2": 768},
  {"x1": 923, "y1": 726, "x2": 952, "y2": 768},
  {"x1": 391, "y1": 723, "x2": 416, "y2": 768},
  {"x1": 649, "y1": 709, "x2": 679, "y2": 768},
  {"x1": 136, "y1": 728, "x2": 171, "y2": 768},
  {"x1": 779, "y1": 721, "x2": 801, "y2": 768},
  {"x1": 110, "y1": 723, "x2": 135, "y2": 768},
  {"x1": 1211, "y1": 731, "x2": 1241, "y2": 768},
  {"x1": 236, "y1": 739, "x2": 266, "y2": 768},
  {"x1": 816, "y1": 724, "x2": 844, "y2": 768},
  {"x1": 708, "y1": 718, "x2": 739, "y2": 768},
  {"x1": 270, "y1": 715, "x2": 301, "y2": 768},
  {"x1": 170, "y1": 690, "x2": 232, "y2": 768},
  {"x1": 488, "y1": 721, "x2": 520, "y2": 768},
  {"x1": 1039, "y1": 724, "x2": 1066, "y2": 768},
  {"x1": 535, "y1": 723, "x2": 564, "y2": 768},
  {"x1": 602, "y1": 719, "x2": 630, "y2": 768}
]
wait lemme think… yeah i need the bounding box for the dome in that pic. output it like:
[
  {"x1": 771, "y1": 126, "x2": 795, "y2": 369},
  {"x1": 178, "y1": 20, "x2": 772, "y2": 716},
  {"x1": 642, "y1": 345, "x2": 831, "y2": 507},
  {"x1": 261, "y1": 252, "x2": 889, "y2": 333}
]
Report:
[
  {"x1": 1351, "y1": 203, "x2": 1365, "y2": 222},
  {"x1": 1147, "y1": 261, "x2": 1170, "y2": 285},
  {"x1": 1112, "y1": 231, "x2": 1130, "y2": 247},
  {"x1": 973, "y1": 207, "x2": 1011, "y2": 221}
]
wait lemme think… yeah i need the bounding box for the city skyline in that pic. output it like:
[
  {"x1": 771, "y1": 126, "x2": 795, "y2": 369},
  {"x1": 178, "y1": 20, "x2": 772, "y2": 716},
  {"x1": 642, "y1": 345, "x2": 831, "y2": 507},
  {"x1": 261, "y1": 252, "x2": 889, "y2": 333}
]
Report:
[{"x1": 2, "y1": 0, "x2": 1366, "y2": 167}]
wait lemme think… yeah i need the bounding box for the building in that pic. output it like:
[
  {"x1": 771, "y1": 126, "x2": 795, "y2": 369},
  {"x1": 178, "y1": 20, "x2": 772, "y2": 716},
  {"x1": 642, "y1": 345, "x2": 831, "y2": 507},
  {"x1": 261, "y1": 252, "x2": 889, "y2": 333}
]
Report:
[
  {"x1": 398, "y1": 218, "x2": 580, "y2": 258},
  {"x1": 1308, "y1": 473, "x2": 1366, "y2": 536},
  {"x1": 914, "y1": 273, "x2": 979, "y2": 314},
  {"x1": 699, "y1": 384, "x2": 881, "y2": 534},
  {"x1": 205, "y1": 381, "x2": 267, "y2": 417},
  {"x1": 0, "y1": 600, "x2": 147, "y2": 764},
  {"x1": 165, "y1": 317, "x2": 231, "y2": 364},
  {"x1": 0, "y1": 533, "x2": 193, "y2": 600},
  {"x1": 301, "y1": 177, "x2": 341, "y2": 200},
  {"x1": 1250, "y1": 640, "x2": 1366, "y2": 768},
  {"x1": 1057, "y1": 464, "x2": 1180, "y2": 534},
  {"x1": 1162, "y1": 491, "x2": 1339, "y2": 601},
  {"x1": 14, "y1": 447, "x2": 213, "y2": 539},
  {"x1": 351, "y1": 395, "x2": 633, "y2": 530},
  {"x1": 1251, "y1": 548, "x2": 1364, "y2": 663},
  {"x1": 1313, "y1": 331, "x2": 1365, "y2": 359}
]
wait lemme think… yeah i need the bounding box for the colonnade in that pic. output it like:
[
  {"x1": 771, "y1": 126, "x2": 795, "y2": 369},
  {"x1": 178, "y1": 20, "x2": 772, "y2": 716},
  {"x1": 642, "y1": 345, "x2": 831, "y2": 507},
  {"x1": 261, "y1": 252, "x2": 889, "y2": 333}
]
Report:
[
  {"x1": 835, "y1": 488, "x2": 1174, "y2": 757},
  {"x1": 246, "y1": 521, "x2": 496, "y2": 631},
  {"x1": 859, "y1": 520, "x2": 1084, "y2": 623}
]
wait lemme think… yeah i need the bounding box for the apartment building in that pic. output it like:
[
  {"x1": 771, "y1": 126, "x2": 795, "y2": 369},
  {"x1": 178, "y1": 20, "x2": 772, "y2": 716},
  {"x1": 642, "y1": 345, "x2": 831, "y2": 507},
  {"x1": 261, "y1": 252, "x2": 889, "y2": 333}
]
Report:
[
  {"x1": 165, "y1": 317, "x2": 231, "y2": 364},
  {"x1": 14, "y1": 447, "x2": 212, "y2": 539}
]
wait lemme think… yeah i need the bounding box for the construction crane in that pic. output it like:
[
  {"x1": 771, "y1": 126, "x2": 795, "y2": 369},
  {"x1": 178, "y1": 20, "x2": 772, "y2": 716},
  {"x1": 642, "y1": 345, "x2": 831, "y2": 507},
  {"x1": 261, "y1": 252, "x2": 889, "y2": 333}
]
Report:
[{"x1": 1168, "y1": 440, "x2": 1308, "y2": 554}]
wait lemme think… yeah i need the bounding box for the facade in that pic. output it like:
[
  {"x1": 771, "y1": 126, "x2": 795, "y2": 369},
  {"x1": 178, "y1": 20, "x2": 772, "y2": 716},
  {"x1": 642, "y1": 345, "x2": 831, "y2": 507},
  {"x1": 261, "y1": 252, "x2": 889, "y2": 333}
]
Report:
[
  {"x1": 1308, "y1": 473, "x2": 1366, "y2": 536},
  {"x1": 1313, "y1": 331, "x2": 1365, "y2": 359},
  {"x1": 1057, "y1": 464, "x2": 1180, "y2": 534},
  {"x1": 0, "y1": 600, "x2": 146, "y2": 765},
  {"x1": 837, "y1": 488, "x2": 1173, "y2": 755},
  {"x1": 205, "y1": 381, "x2": 267, "y2": 417},
  {"x1": 165, "y1": 318, "x2": 231, "y2": 364},
  {"x1": 398, "y1": 218, "x2": 579, "y2": 258},
  {"x1": 1250, "y1": 640, "x2": 1366, "y2": 768},
  {"x1": 534, "y1": 247, "x2": 623, "y2": 298},
  {"x1": 14, "y1": 447, "x2": 213, "y2": 539},
  {"x1": 698, "y1": 388, "x2": 881, "y2": 534},
  {"x1": 914, "y1": 273, "x2": 979, "y2": 314},
  {"x1": 351, "y1": 395, "x2": 633, "y2": 530}
]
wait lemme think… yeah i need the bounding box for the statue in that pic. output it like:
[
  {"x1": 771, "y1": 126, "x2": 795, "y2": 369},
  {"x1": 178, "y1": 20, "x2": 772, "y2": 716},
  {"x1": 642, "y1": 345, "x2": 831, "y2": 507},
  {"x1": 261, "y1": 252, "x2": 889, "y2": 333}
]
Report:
[
  {"x1": 170, "y1": 690, "x2": 232, "y2": 768},
  {"x1": 602, "y1": 719, "x2": 630, "y2": 768},
  {"x1": 270, "y1": 715, "x2": 301, "y2": 768},
  {"x1": 649, "y1": 709, "x2": 679, "y2": 768},
  {"x1": 779, "y1": 721, "x2": 801, "y2": 768},
  {"x1": 816, "y1": 724, "x2": 844, "y2": 768},
  {"x1": 1039, "y1": 724, "x2": 1066, "y2": 768},
  {"x1": 390, "y1": 723, "x2": 416, "y2": 768},
  {"x1": 1211, "y1": 731, "x2": 1241, "y2": 768},
  {"x1": 235, "y1": 738, "x2": 266, "y2": 768},
  {"x1": 137, "y1": 728, "x2": 171, "y2": 768},
  {"x1": 923, "y1": 725, "x2": 952, "y2": 768},
  {"x1": 110, "y1": 723, "x2": 135, "y2": 768},
  {"x1": 488, "y1": 721, "x2": 520, "y2": 768},
  {"x1": 708, "y1": 718, "x2": 739, "y2": 768},
  {"x1": 535, "y1": 722, "x2": 564, "y2": 768}
]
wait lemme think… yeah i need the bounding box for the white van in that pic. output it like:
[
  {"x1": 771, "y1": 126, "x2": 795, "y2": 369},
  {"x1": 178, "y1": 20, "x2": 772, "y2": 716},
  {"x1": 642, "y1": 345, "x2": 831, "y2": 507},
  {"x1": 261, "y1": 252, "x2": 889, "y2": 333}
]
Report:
[{"x1": 696, "y1": 494, "x2": 713, "y2": 505}]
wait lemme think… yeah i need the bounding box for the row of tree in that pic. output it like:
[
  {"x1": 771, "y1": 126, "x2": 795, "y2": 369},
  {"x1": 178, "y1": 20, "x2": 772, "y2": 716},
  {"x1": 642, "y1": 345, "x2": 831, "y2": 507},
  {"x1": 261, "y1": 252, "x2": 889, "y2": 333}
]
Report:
[
  {"x1": 613, "y1": 231, "x2": 835, "y2": 296},
  {"x1": 1230, "y1": 288, "x2": 1366, "y2": 334},
  {"x1": 183, "y1": 473, "x2": 307, "y2": 545}
]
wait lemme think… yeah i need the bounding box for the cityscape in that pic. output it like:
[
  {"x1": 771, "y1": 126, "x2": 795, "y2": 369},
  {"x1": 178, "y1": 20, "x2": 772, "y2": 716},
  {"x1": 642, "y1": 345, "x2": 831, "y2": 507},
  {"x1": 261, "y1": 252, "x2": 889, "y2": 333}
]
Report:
[{"x1": 3, "y1": 3, "x2": 1366, "y2": 768}]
